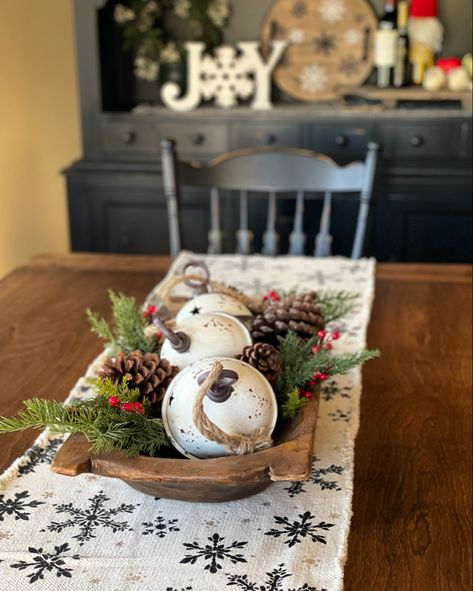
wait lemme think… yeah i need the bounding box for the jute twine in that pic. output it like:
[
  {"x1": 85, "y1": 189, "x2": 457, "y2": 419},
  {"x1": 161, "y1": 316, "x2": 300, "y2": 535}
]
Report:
[
  {"x1": 157, "y1": 274, "x2": 262, "y2": 315},
  {"x1": 192, "y1": 361, "x2": 273, "y2": 456}
]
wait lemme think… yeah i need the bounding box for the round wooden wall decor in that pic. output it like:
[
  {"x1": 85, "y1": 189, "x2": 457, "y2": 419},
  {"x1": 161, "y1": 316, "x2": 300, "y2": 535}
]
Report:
[{"x1": 261, "y1": 0, "x2": 378, "y2": 102}]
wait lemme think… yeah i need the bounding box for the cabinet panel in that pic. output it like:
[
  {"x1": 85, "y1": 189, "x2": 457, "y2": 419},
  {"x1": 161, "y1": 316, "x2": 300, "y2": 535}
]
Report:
[
  {"x1": 306, "y1": 124, "x2": 375, "y2": 162},
  {"x1": 158, "y1": 122, "x2": 228, "y2": 156},
  {"x1": 101, "y1": 118, "x2": 158, "y2": 159},
  {"x1": 379, "y1": 122, "x2": 462, "y2": 159},
  {"x1": 231, "y1": 123, "x2": 301, "y2": 149}
]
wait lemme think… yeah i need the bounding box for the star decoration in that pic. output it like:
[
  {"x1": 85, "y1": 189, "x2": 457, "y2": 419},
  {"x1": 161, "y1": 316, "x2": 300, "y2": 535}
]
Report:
[
  {"x1": 314, "y1": 32, "x2": 336, "y2": 56},
  {"x1": 190, "y1": 306, "x2": 202, "y2": 315}
]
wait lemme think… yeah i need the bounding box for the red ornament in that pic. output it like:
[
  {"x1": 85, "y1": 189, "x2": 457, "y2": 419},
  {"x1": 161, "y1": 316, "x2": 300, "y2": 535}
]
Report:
[
  {"x1": 120, "y1": 402, "x2": 132, "y2": 412},
  {"x1": 108, "y1": 396, "x2": 119, "y2": 407}
]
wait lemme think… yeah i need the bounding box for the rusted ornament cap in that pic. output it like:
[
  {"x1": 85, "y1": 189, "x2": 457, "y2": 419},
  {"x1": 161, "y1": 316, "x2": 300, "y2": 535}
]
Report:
[
  {"x1": 159, "y1": 313, "x2": 252, "y2": 370},
  {"x1": 162, "y1": 357, "x2": 278, "y2": 459},
  {"x1": 176, "y1": 293, "x2": 252, "y2": 323}
]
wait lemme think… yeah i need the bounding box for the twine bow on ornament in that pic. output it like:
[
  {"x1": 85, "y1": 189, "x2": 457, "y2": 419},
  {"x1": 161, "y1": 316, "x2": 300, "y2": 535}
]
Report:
[{"x1": 193, "y1": 362, "x2": 273, "y2": 456}]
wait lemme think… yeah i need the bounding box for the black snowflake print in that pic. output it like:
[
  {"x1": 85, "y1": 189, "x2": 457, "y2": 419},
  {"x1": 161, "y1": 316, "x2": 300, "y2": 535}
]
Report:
[
  {"x1": 10, "y1": 543, "x2": 79, "y2": 584},
  {"x1": 0, "y1": 490, "x2": 45, "y2": 521},
  {"x1": 181, "y1": 533, "x2": 248, "y2": 574},
  {"x1": 322, "y1": 380, "x2": 352, "y2": 402},
  {"x1": 265, "y1": 512, "x2": 335, "y2": 548},
  {"x1": 329, "y1": 408, "x2": 352, "y2": 422},
  {"x1": 226, "y1": 563, "x2": 325, "y2": 591},
  {"x1": 42, "y1": 490, "x2": 138, "y2": 545},
  {"x1": 18, "y1": 438, "x2": 63, "y2": 475},
  {"x1": 340, "y1": 56, "x2": 360, "y2": 76},
  {"x1": 166, "y1": 587, "x2": 193, "y2": 591},
  {"x1": 142, "y1": 516, "x2": 180, "y2": 538},
  {"x1": 314, "y1": 32, "x2": 336, "y2": 56},
  {"x1": 284, "y1": 457, "x2": 344, "y2": 496},
  {"x1": 292, "y1": 0, "x2": 307, "y2": 18}
]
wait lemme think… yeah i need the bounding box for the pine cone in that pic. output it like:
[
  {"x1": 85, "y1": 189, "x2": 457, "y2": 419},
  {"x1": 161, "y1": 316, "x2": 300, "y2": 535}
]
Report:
[
  {"x1": 251, "y1": 291, "x2": 325, "y2": 345},
  {"x1": 100, "y1": 350, "x2": 178, "y2": 415},
  {"x1": 238, "y1": 343, "x2": 282, "y2": 385}
]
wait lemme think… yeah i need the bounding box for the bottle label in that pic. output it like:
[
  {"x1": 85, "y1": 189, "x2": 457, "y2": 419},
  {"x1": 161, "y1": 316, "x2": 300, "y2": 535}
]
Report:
[{"x1": 375, "y1": 30, "x2": 398, "y2": 67}]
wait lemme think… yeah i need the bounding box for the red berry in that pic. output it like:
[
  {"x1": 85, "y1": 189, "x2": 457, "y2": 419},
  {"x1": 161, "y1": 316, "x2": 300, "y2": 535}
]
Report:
[
  {"x1": 156, "y1": 330, "x2": 163, "y2": 340},
  {"x1": 143, "y1": 311, "x2": 150, "y2": 319},
  {"x1": 320, "y1": 373, "x2": 328, "y2": 382},
  {"x1": 108, "y1": 396, "x2": 119, "y2": 407},
  {"x1": 325, "y1": 343, "x2": 333, "y2": 351},
  {"x1": 303, "y1": 391, "x2": 314, "y2": 400},
  {"x1": 120, "y1": 402, "x2": 132, "y2": 412},
  {"x1": 132, "y1": 401, "x2": 144, "y2": 415},
  {"x1": 311, "y1": 346, "x2": 322, "y2": 354},
  {"x1": 318, "y1": 330, "x2": 327, "y2": 339},
  {"x1": 332, "y1": 331, "x2": 341, "y2": 340},
  {"x1": 148, "y1": 305, "x2": 156, "y2": 314}
]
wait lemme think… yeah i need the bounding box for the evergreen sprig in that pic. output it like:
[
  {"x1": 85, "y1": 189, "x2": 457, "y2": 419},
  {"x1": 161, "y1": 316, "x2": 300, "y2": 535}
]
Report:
[
  {"x1": 0, "y1": 379, "x2": 170, "y2": 457},
  {"x1": 281, "y1": 388, "x2": 308, "y2": 420},
  {"x1": 86, "y1": 290, "x2": 159, "y2": 355},
  {"x1": 276, "y1": 332, "x2": 380, "y2": 410},
  {"x1": 318, "y1": 291, "x2": 359, "y2": 324}
]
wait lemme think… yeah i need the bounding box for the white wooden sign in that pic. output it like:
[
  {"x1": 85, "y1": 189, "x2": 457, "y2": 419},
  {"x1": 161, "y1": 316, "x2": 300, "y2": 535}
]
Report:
[{"x1": 161, "y1": 41, "x2": 288, "y2": 111}]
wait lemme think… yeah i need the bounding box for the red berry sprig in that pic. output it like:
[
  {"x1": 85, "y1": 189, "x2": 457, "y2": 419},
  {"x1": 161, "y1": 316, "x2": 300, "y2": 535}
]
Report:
[
  {"x1": 262, "y1": 290, "x2": 280, "y2": 303},
  {"x1": 143, "y1": 305, "x2": 156, "y2": 319},
  {"x1": 108, "y1": 397, "x2": 144, "y2": 415},
  {"x1": 311, "y1": 329, "x2": 341, "y2": 354}
]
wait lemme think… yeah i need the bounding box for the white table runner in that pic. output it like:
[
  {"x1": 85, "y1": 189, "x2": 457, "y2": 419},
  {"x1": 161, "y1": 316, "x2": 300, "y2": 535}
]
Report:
[{"x1": 0, "y1": 254, "x2": 375, "y2": 591}]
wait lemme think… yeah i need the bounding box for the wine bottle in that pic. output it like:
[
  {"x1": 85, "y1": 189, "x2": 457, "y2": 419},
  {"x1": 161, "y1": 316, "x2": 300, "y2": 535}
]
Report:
[
  {"x1": 375, "y1": 1, "x2": 398, "y2": 88},
  {"x1": 394, "y1": 1, "x2": 411, "y2": 87}
]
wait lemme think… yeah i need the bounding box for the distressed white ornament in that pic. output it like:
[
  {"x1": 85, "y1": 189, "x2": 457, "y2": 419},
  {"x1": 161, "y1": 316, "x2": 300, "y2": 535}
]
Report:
[
  {"x1": 176, "y1": 293, "x2": 252, "y2": 323},
  {"x1": 162, "y1": 357, "x2": 278, "y2": 459},
  {"x1": 157, "y1": 313, "x2": 252, "y2": 370},
  {"x1": 160, "y1": 40, "x2": 288, "y2": 111}
]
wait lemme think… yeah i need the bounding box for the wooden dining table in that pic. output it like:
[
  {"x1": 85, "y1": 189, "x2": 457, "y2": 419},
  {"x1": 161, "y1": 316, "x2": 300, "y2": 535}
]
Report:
[{"x1": 0, "y1": 253, "x2": 471, "y2": 590}]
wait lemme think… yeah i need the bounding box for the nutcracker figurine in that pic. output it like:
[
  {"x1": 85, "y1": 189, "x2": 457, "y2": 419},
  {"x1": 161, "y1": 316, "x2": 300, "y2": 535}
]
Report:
[{"x1": 408, "y1": 0, "x2": 444, "y2": 84}]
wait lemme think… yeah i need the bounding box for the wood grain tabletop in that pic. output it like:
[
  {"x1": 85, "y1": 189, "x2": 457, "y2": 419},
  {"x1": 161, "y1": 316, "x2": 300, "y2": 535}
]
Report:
[{"x1": 0, "y1": 253, "x2": 471, "y2": 590}]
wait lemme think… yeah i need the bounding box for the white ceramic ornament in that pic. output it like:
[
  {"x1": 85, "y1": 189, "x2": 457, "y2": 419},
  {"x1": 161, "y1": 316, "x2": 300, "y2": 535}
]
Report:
[
  {"x1": 162, "y1": 357, "x2": 278, "y2": 459},
  {"x1": 161, "y1": 40, "x2": 288, "y2": 111},
  {"x1": 157, "y1": 313, "x2": 252, "y2": 370},
  {"x1": 176, "y1": 293, "x2": 252, "y2": 323}
]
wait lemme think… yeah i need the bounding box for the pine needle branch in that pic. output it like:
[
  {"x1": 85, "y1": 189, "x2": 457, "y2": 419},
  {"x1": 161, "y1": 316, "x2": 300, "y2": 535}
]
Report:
[
  {"x1": 318, "y1": 291, "x2": 359, "y2": 324},
  {"x1": 86, "y1": 290, "x2": 159, "y2": 355}
]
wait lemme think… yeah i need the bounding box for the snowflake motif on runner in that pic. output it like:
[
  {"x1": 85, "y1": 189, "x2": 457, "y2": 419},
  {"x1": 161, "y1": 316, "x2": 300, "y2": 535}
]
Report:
[
  {"x1": 284, "y1": 457, "x2": 345, "y2": 497},
  {"x1": 18, "y1": 438, "x2": 63, "y2": 476},
  {"x1": 226, "y1": 562, "x2": 326, "y2": 590},
  {"x1": 318, "y1": 0, "x2": 345, "y2": 24},
  {"x1": 299, "y1": 64, "x2": 328, "y2": 94},
  {"x1": 322, "y1": 380, "x2": 352, "y2": 402},
  {"x1": 265, "y1": 511, "x2": 335, "y2": 548},
  {"x1": 10, "y1": 543, "x2": 80, "y2": 584},
  {"x1": 0, "y1": 490, "x2": 45, "y2": 522},
  {"x1": 329, "y1": 408, "x2": 352, "y2": 423},
  {"x1": 142, "y1": 515, "x2": 180, "y2": 538},
  {"x1": 42, "y1": 490, "x2": 138, "y2": 545},
  {"x1": 200, "y1": 47, "x2": 254, "y2": 108},
  {"x1": 180, "y1": 533, "x2": 248, "y2": 574}
]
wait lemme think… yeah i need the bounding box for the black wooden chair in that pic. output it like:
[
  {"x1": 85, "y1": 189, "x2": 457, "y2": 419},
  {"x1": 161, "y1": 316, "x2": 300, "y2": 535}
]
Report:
[{"x1": 161, "y1": 139, "x2": 379, "y2": 259}]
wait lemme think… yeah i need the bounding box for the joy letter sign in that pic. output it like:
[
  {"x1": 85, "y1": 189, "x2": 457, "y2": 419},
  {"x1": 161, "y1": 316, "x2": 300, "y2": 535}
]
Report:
[{"x1": 160, "y1": 41, "x2": 288, "y2": 111}]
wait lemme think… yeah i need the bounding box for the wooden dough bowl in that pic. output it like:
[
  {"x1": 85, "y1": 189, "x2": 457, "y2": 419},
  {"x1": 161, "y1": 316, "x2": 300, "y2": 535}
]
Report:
[{"x1": 52, "y1": 393, "x2": 319, "y2": 503}]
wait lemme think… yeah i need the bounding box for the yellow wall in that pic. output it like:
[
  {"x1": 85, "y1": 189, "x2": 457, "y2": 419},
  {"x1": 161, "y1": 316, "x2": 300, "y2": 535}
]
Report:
[{"x1": 0, "y1": 0, "x2": 80, "y2": 278}]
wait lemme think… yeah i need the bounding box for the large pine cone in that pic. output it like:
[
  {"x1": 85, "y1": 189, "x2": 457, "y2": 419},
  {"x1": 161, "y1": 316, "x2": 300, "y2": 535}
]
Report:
[
  {"x1": 100, "y1": 350, "x2": 178, "y2": 415},
  {"x1": 251, "y1": 292, "x2": 325, "y2": 345},
  {"x1": 238, "y1": 343, "x2": 282, "y2": 385}
]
